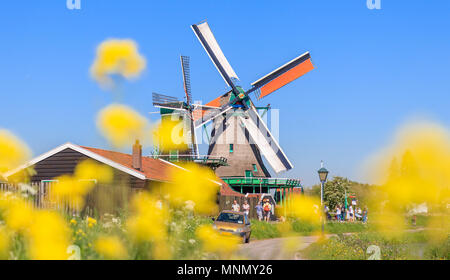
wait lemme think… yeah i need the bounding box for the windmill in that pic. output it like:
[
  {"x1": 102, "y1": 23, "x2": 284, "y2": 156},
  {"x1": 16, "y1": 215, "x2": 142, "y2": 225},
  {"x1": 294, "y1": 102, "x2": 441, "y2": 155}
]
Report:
[
  {"x1": 190, "y1": 20, "x2": 314, "y2": 177},
  {"x1": 152, "y1": 55, "x2": 200, "y2": 158}
]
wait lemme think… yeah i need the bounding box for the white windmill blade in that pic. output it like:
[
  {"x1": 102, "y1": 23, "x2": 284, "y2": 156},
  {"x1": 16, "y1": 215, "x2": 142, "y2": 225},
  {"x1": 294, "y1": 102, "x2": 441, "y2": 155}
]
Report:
[
  {"x1": 192, "y1": 104, "x2": 220, "y2": 109},
  {"x1": 194, "y1": 105, "x2": 233, "y2": 129},
  {"x1": 191, "y1": 21, "x2": 239, "y2": 88},
  {"x1": 154, "y1": 105, "x2": 186, "y2": 112},
  {"x1": 238, "y1": 107, "x2": 293, "y2": 173}
]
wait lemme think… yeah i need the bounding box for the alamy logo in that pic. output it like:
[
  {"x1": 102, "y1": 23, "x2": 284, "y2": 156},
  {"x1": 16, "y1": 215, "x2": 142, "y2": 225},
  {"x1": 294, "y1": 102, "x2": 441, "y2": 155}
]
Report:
[
  {"x1": 67, "y1": 0, "x2": 81, "y2": 10},
  {"x1": 367, "y1": 0, "x2": 381, "y2": 10}
]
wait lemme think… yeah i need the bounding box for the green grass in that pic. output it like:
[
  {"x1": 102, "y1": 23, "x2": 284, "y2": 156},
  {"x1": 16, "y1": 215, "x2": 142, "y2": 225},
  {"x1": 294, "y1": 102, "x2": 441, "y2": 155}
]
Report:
[
  {"x1": 302, "y1": 230, "x2": 449, "y2": 260},
  {"x1": 250, "y1": 219, "x2": 369, "y2": 240}
]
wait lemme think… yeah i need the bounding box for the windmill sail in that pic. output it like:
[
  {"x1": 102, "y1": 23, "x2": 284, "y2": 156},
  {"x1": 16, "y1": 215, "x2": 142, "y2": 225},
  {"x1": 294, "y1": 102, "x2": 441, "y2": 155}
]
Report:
[
  {"x1": 250, "y1": 52, "x2": 314, "y2": 100},
  {"x1": 180, "y1": 55, "x2": 192, "y2": 105},
  {"x1": 191, "y1": 21, "x2": 239, "y2": 89},
  {"x1": 238, "y1": 107, "x2": 293, "y2": 173}
]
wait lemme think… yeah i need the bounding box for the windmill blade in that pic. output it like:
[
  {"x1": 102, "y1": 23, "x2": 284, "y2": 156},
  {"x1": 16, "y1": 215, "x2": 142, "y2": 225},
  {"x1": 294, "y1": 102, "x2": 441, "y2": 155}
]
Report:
[
  {"x1": 238, "y1": 106, "x2": 293, "y2": 173},
  {"x1": 180, "y1": 55, "x2": 192, "y2": 106},
  {"x1": 152, "y1": 92, "x2": 180, "y2": 106},
  {"x1": 249, "y1": 52, "x2": 314, "y2": 100},
  {"x1": 191, "y1": 21, "x2": 240, "y2": 92},
  {"x1": 194, "y1": 105, "x2": 233, "y2": 129},
  {"x1": 154, "y1": 104, "x2": 185, "y2": 111}
]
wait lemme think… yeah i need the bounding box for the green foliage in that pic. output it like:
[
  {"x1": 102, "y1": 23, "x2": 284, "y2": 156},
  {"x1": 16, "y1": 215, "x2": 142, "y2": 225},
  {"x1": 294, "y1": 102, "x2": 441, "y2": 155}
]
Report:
[
  {"x1": 305, "y1": 176, "x2": 378, "y2": 211},
  {"x1": 303, "y1": 231, "x2": 448, "y2": 260},
  {"x1": 323, "y1": 177, "x2": 350, "y2": 210},
  {"x1": 250, "y1": 219, "x2": 368, "y2": 240},
  {"x1": 250, "y1": 220, "x2": 280, "y2": 240}
]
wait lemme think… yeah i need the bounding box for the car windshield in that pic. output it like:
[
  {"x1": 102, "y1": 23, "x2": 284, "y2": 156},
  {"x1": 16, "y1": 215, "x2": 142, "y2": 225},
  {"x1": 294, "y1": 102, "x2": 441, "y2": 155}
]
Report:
[{"x1": 216, "y1": 213, "x2": 244, "y2": 224}]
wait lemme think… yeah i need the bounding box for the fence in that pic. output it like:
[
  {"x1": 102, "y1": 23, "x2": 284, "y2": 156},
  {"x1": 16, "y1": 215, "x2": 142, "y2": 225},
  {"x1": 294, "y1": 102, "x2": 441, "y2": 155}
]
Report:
[{"x1": 0, "y1": 182, "x2": 101, "y2": 217}]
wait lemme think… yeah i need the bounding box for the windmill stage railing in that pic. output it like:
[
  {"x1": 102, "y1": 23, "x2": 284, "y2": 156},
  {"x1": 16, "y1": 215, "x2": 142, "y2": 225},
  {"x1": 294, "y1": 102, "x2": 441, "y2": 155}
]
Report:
[
  {"x1": 151, "y1": 154, "x2": 228, "y2": 168},
  {"x1": 221, "y1": 177, "x2": 303, "y2": 207}
]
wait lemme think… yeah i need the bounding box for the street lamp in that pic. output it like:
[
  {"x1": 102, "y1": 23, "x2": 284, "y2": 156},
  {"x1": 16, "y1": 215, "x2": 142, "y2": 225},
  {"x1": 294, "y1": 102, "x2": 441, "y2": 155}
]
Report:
[{"x1": 317, "y1": 161, "x2": 329, "y2": 233}]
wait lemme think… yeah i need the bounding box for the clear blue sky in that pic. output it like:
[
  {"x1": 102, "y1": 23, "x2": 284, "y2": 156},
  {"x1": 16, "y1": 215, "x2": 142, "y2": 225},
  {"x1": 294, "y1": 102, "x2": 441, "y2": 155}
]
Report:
[{"x1": 1, "y1": 1, "x2": 449, "y2": 186}]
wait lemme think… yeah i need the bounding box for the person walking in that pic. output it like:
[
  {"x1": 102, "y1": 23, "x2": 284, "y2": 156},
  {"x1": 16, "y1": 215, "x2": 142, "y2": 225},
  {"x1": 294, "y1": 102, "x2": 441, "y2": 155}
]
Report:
[
  {"x1": 336, "y1": 205, "x2": 342, "y2": 222},
  {"x1": 255, "y1": 199, "x2": 263, "y2": 221},
  {"x1": 231, "y1": 200, "x2": 240, "y2": 212},
  {"x1": 362, "y1": 207, "x2": 368, "y2": 223},
  {"x1": 242, "y1": 200, "x2": 250, "y2": 218},
  {"x1": 263, "y1": 199, "x2": 272, "y2": 222},
  {"x1": 348, "y1": 205, "x2": 354, "y2": 222}
]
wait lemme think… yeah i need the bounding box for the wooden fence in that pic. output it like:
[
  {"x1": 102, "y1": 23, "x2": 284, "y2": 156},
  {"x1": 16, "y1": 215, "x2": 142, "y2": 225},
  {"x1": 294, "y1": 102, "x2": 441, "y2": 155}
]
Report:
[{"x1": 0, "y1": 182, "x2": 109, "y2": 217}]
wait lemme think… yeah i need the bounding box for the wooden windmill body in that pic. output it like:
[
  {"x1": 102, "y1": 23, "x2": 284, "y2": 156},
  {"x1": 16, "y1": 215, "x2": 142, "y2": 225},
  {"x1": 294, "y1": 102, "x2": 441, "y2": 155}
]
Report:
[{"x1": 206, "y1": 93, "x2": 270, "y2": 178}]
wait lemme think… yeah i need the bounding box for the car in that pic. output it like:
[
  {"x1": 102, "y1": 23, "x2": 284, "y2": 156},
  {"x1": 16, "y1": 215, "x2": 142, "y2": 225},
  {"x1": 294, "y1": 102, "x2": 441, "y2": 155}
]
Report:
[{"x1": 212, "y1": 210, "x2": 251, "y2": 243}]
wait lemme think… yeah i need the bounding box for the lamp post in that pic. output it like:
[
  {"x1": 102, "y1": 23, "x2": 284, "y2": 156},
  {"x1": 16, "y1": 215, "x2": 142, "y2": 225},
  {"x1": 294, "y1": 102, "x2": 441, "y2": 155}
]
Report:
[{"x1": 317, "y1": 161, "x2": 329, "y2": 234}]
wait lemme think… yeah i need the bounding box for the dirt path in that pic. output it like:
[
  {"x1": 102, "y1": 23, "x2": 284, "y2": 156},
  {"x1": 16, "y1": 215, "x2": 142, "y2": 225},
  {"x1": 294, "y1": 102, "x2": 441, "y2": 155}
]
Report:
[
  {"x1": 238, "y1": 235, "x2": 323, "y2": 260},
  {"x1": 238, "y1": 228, "x2": 425, "y2": 260}
]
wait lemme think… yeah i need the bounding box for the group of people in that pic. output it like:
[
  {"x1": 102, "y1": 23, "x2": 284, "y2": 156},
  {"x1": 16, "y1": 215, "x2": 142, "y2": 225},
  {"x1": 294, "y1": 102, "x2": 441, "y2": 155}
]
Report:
[
  {"x1": 328, "y1": 204, "x2": 368, "y2": 223},
  {"x1": 231, "y1": 198, "x2": 273, "y2": 222}
]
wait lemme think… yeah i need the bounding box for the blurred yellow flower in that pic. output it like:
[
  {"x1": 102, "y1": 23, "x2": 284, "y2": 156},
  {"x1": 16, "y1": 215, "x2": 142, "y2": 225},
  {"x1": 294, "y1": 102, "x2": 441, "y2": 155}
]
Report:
[
  {"x1": 161, "y1": 163, "x2": 220, "y2": 214},
  {"x1": 90, "y1": 39, "x2": 146, "y2": 87},
  {"x1": 26, "y1": 211, "x2": 70, "y2": 260},
  {"x1": 94, "y1": 235, "x2": 127, "y2": 259},
  {"x1": 87, "y1": 217, "x2": 97, "y2": 228},
  {"x1": 126, "y1": 192, "x2": 168, "y2": 244},
  {"x1": 152, "y1": 118, "x2": 188, "y2": 153},
  {"x1": 195, "y1": 224, "x2": 239, "y2": 256},
  {"x1": 70, "y1": 218, "x2": 77, "y2": 225},
  {"x1": 0, "y1": 129, "x2": 31, "y2": 173},
  {"x1": 50, "y1": 175, "x2": 95, "y2": 211},
  {"x1": 285, "y1": 195, "x2": 321, "y2": 225},
  {"x1": 366, "y1": 121, "x2": 450, "y2": 235},
  {"x1": 0, "y1": 228, "x2": 9, "y2": 259},
  {"x1": 74, "y1": 159, "x2": 113, "y2": 184},
  {"x1": 3, "y1": 198, "x2": 34, "y2": 231},
  {"x1": 97, "y1": 104, "x2": 149, "y2": 148}
]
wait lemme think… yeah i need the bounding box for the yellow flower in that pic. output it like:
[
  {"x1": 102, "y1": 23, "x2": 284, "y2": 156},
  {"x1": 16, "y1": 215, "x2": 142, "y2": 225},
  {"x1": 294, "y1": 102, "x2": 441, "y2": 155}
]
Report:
[
  {"x1": 50, "y1": 175, "x2": 95, "y2": 211},
  {"x1": 74, "y1": 159, "x2": 113, "y2": 184},
  {"x1": 195, "y1": 224, "x2": 239, "y2": 256},
  {"x1": 285, "y1": 195, "x2": 321, "y2": 225},
  {"x1": 0, "y1": 228, "x2": 10, "y2": 259},
  {"x1": 87, "y1": 217, "x2": 97, "y2": 228},
  {"x1": 3, "y1": 198, "x2": 34, "y2": 231},
  {"x1": 161, "y1": 163, "x2": 220, "y2": 214},
  {"x1": 366, "y1": 121, "x2": 450, "y2": 236},
  {"x1": 152, "y1": 118, "x2": 188, "y2": 153},
  {"x1": 70, "y1": 219, "x2": 77, "y2": 225},
  {"x1": 0, "y1": 129, "x2": 31, "y2": 174},
  {"x1": 97, "y1": 104, "x2": 149, "y2": 148},
  {"x1": 94, "y1": 236, "x2": 127, "y2": 259},
  {"x1": 26, "y1": 210, "x2": 70, "y2": 260},
  {"x1": 90, "y1": 39, "x2": 146, "y2": 87},
  {"x1": 126, "y1": 192, "x2": 168, "y2": 244}
]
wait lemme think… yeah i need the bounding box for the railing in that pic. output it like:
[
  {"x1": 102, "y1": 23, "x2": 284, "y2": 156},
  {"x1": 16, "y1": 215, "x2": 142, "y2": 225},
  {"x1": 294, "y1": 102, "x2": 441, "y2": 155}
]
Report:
[
  {"x1": 0, "y1": 182, "x2": 84, "y2": 216},
  {"x1": 221, "y1": 177, "x2": 301, "y2": 187},
  {"x1": 152, "y1": 154, "x2": 228, "y2": 166}
]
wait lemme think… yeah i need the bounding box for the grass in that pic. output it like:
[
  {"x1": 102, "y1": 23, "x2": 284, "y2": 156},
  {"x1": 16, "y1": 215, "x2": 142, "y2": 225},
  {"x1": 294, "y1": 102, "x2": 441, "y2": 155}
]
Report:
[
  {"x1": 302, "y1": 230, "x2": 449, "y2": 260},
  {"x1": 250, "y1": 219, "x2": 369, "y2": 240}
]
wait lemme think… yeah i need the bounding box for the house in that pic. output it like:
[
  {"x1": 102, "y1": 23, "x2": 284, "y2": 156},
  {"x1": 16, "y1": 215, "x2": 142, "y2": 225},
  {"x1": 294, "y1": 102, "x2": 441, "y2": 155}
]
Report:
[
  {"x1": 1, "y1": 141, "x2": 242, "y2": 214},
  {"x1": 3, "y1": 141, "x2": 187, "y2": 188}
]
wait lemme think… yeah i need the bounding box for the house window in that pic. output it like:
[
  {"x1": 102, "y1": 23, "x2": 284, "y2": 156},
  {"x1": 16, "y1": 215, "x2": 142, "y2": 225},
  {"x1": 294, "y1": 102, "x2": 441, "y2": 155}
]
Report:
[
  {"x1": 229, "y1": 144, "x2": 234, "y2": 153},
  {"x1": 253, "y1": 164, "x2": 258, "y2": 172}
]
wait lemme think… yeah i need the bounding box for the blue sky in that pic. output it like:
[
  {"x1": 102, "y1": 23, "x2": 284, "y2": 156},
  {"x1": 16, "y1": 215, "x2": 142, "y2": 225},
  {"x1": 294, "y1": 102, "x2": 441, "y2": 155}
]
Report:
[{"x1": 0, "y1": 1, "x2": 449, "y2": 186}]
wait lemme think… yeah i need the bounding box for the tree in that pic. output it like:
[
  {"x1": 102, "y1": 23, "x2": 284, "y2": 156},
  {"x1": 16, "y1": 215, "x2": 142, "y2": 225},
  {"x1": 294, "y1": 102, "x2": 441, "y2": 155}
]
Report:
[{"x1": 323, "y1": 177, "x2": 351, "y2": 210}]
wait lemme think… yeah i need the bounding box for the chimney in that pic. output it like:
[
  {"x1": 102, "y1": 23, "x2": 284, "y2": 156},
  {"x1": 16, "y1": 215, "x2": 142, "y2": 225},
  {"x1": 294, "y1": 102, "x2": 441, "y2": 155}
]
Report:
[{"x1": 132, "y1": 140, "x2": 142, "y2": 171}]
